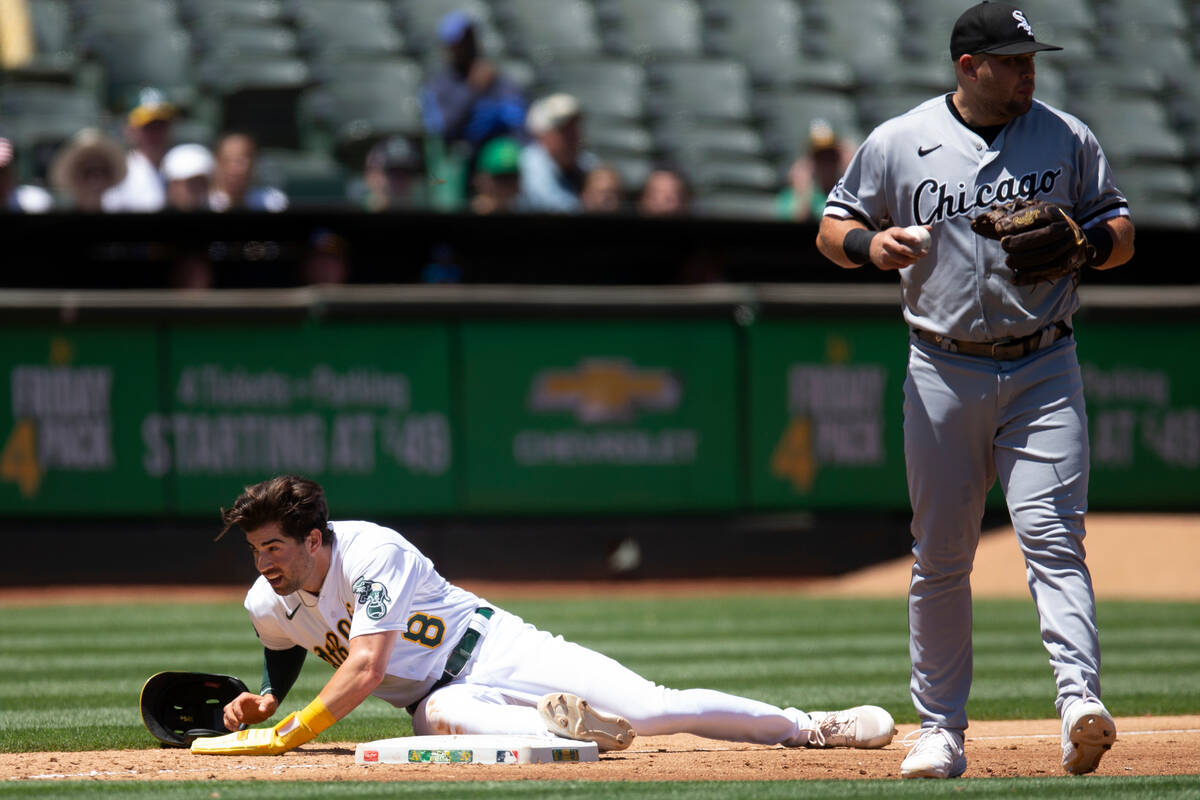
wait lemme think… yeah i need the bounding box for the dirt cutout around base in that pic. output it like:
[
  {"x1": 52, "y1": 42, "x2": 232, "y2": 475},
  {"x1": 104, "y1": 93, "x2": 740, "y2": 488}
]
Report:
[{"x1": 3, "y1": 513, "x2": 1198, "y2": 783}]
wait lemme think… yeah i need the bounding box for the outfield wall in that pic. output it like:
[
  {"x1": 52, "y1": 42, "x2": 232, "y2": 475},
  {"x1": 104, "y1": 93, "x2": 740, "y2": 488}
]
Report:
[{"x1": 1, "y1": 284, "x2": 1197, "y2": 584}]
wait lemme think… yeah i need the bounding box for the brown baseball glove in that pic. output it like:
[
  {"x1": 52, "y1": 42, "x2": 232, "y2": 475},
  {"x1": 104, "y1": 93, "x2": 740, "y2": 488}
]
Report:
[{"x1": 970, "y1": 199, "x2": 1095, "y2": 286}]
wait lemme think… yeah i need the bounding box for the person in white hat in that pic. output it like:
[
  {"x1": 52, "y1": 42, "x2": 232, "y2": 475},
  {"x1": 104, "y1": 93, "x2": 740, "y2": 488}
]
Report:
[
  {"x1": 518, "y1": 93, "x2": 598, "y2": 212},
  {"x1": 162, "y1": 143, "x2": 215, "y2": 212}
]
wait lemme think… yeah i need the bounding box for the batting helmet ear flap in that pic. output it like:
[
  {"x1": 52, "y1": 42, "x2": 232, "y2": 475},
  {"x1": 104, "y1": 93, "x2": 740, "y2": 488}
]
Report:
[{"x1": 139, "y1": 671, "x2": 249, "y2": 747}]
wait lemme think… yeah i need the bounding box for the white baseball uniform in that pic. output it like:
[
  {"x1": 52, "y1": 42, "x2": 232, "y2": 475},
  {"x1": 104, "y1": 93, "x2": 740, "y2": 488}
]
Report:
[
  {"x1": 823, "y1": 93, "x2": 1129, "y2": 730},
  {"x1": 246, "y1": 520, "x2": 821, "y2": 745}
]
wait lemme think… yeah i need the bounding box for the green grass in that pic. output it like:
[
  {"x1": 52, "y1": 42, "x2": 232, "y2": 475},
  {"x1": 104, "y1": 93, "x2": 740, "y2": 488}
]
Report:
[
  {"x1": 3, "y1": 778, "x2": 1200, "y2": 800},
  {"x1": 2, "y1": 593, "x2": 1198, "y2": 797}
]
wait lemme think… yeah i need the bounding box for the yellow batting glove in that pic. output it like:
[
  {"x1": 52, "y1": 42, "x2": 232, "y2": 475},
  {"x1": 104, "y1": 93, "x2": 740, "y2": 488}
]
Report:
[{"x1": 191, "y1": 698, "x2": 336, "y2": 756}]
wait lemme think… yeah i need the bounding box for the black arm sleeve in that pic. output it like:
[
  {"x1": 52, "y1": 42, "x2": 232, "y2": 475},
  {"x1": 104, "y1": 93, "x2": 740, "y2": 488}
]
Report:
[{"x1": 260, "y1": 645, "x2": 307, "y2": 702}]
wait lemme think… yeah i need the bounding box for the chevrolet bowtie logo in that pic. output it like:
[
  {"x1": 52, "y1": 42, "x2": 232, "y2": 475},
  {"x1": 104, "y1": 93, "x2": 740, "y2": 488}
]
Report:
[{"x1": 529, "y1": 359, "x2": 682, "y2": 423}]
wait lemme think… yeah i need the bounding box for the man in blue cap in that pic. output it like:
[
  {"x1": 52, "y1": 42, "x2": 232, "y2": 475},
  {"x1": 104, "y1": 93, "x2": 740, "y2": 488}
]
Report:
[{"x1": 420, "y1": 10, "x2": 527, "y2": 180}]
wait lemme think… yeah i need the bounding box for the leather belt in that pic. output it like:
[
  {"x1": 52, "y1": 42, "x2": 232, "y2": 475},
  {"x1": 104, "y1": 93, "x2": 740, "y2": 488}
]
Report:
[
  {"x1": 406, "y1": 607, "x2": 493, "y2": 714},
  {"x1": 913, "y1": 322, "x2": 1072, "y2": 361}
]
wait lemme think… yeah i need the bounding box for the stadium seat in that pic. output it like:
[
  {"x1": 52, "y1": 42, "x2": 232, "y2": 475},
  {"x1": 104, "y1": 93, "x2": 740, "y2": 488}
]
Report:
[
  {"x1": 653, "y1": 119, "x2": 766, "y2": 163},
  {"x1": 1128, "y1": 199, "x2": 1199, "y2": 230},
  {"x1": 297, "y1": 59, "x2": 424, "y2": 161},
  {"x1": 82, "y1": 27, "x2": 196, "y2": 109},
  {"x1": 692, "y1": 189, "x2": 780, "y2": 219},
  {"x1": 192, "y1": 25, "x2": 299, "y2": 59},
  {"x1": 74, "y1": 0, "x2": 179, "y2": 31},
  {"x1": 11, "y1": 0, "x2": 78, "y2": 80},
  {"x1": 645, "y1": 58, "x2": 753, "y2": 123},
  {"x1": 494, "y1": 0, "x2": 603, "y2": 63},
  {"x1": 753, "y1": 88, "x2": 859, "y2": 160},
  {"x1": 255, "y1": 147, "x2": 349, "y2": 207},
  {"x1": 1070, "y1": 97, "x2": 1186, "y2": 165},
  {"x1": 596, "y1": 0, "x2": 705, "y2": 60},
  {"x1": 544, "y1": 58, "x2": 647, "y2": 121},
  {"x1": 1095, "y1": 0, "x2": 1187, "y2": 30},
  {"x1": 702, "y1": 0, "x2": 808, "y2": 87},
  {"x1": 584, "y1": 118, "x2": 654, "y2": 156},
  {"x1": 802, "y1": 0, "x2": 904, "y2": 73},
  {"x1": 393, "y1": 0, "x2": 506, "y2": 58},
  {"x1": 184, "y1": 0, "x2": 283, "y2": 23},
  {"x1": 688, "y1": 156, "x2": 779, "y2": 193},
  {"x1": 291, "y1": 0, "x2": 405, "y2": 58}
]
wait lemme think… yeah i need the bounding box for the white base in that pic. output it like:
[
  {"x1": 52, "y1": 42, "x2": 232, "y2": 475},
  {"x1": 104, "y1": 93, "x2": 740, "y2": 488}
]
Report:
[{"x1": 355, "y1": 734, "x2": 600, "y2": 765}]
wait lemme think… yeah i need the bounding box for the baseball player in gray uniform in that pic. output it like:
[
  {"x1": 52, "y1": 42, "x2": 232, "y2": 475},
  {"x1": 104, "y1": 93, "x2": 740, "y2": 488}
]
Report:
[
  {"x1": 191, "y1": 475, "x2": 896, "y2": 756},
  {"x1": 816, "y1": 1, "x2": 1135, "y2": 780}
]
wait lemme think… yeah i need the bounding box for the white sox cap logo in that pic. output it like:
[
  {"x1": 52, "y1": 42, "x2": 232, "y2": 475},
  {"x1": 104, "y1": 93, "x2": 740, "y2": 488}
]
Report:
[{"x1": 1012, "y1": 10, "x2": 1033, "y2": 36}]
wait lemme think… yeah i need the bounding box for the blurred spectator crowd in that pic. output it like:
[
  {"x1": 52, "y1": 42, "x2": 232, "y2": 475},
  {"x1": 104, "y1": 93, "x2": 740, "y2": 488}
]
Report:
[{"x1": 2, "y1": 0, "x2": 1199, "y2": 229}]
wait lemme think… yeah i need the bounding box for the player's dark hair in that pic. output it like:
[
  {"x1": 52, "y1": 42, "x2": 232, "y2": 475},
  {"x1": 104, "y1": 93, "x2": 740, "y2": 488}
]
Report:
[{"x1": 217, "y1": 475, "x2": 332, "y2": 544}]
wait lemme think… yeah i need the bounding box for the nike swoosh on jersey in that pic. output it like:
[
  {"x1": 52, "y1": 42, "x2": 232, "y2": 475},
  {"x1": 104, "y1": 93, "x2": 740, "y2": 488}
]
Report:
[{"x1": 918, "y1": 144, "x2": 943, "y2": 156}]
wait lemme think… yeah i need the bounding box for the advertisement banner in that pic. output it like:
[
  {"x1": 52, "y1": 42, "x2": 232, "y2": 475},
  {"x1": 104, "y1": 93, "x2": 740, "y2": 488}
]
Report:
[
  {"x1": 1077, "y1": 321, "x2": 1200, "y2": 508},
  {"x1": 0, "y1": 328, "x2": 165, "y2": 514},
  {"x1": 460, "y1": 321, "x2": 739, "y2": 511},
  {"x1": 747, "y1": 318, "x2": 912, "y2": 509},
  {"x1": 149, "y1": 322, "x2": 455, "y2": 515}
]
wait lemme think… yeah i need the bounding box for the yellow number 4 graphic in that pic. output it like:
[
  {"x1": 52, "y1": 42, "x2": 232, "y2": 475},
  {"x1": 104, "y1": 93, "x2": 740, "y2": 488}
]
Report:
[
  {"x1": 1, "y1": 419, "x2": 42, "y2": 497},
  {"x1": 770, "y1": 417, "x2": 816, "y2": 493}
]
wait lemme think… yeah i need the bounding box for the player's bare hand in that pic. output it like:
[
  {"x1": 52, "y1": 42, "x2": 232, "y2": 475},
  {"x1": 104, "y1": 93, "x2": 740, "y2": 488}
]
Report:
[
  {"x1": 873, "y1": 226, "x2": 932, "y2": 270},
  {"x1": 223, "y1": 692, "x2": 278, "y2": 731}
]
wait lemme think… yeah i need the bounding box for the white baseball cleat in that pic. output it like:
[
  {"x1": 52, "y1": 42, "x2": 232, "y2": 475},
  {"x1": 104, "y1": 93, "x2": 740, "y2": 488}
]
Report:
[
  {"x1": 900, "y1": 726, "x2": 967, "y2": 779},
  {"x1": 1061, "y1": 698, "x2": 1116, "y2": 775},
  {"x1": 538, "y1": 692, "x2": 635, "y2": 752},
  {"x1": 804, "y1": 705, "x2": 897, "y2": 748}
]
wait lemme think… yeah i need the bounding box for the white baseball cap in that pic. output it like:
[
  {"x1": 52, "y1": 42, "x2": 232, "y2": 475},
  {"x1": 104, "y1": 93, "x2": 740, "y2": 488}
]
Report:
[
  {"x1": 526, "y1": 93, "x2": 582, "y2": 136},
  {"x1": 162, "y1": 143, "x2": 214, "y2": 181}
]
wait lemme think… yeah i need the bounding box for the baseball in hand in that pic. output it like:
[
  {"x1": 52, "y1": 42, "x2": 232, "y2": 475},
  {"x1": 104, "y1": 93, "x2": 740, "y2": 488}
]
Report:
[
  {"x1": 903, "y1": 225, "x2": 932, "y2": 255},
  {"x1": 902, "y1": 224, "x2": 931, "y2": 255}
]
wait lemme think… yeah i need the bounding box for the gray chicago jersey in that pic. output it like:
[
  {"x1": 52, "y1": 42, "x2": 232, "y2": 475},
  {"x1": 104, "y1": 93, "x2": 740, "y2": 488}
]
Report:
[{"x1": 824, "y1": 95, "x2": 1129, "y2": 342}]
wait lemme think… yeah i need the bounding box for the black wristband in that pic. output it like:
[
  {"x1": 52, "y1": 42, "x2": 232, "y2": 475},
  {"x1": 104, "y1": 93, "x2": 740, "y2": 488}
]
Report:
[
  {"x1": 1083, "y1": 226, "x2": 1114, "y2": 267},
  {"x1": 842, "y1": 228, "x2": 878, "y2": 266}
]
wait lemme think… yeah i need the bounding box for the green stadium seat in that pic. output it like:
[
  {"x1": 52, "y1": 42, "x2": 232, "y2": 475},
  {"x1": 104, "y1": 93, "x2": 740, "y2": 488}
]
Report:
[
  {"x1": 393, "y1": 0, "x2": 506, "y2": 58},
  {"x1": 9, "y1": 0, "x2": 79, "y2": 81},
  {"x1": 255, "y1": 147, "x2": 350, "y2": 207},
  {"x1": 803, "y1": 0, "x2": 903, "y2": 72},
  {"x1": 495, "y1": 0, "x2": 604, "y2": 63},
  {"x1": 584, "y1": 119, "x2": 654, "y2": 156},
  {"x1": 753, "y1": 88, "x2": 860, "y2": 161},
  {"x1": 653, "y1": 119, "x2": 766, "y2": 163},
  {"x1": 596, "y1": 0, "x2": 705, "y2": 60},
  {"x1": 646, "y1": 58, "x2": 753, "y2": 122},
  {"x1": 74, "y1": 0, "x2": 179, "y2": 31},
  {"x1": 693, "y1": 188, "x2": 780, "y2": 219},
  {"x1": 81, "y1": 27, "x2": 196, "y2": 109},
  {"x1": 702, "y1": 0, "x2": 805, "y2": 86},
  {"x1": 297, "y1": 59, "x2": 424, "y2": 162},
  {"x1": 291, "y1": 0, "x2": 405, "y2": 58},
  {"x1": 193, "y1": 24, "x2": 300, "y2": 59},
  {"x1": 1070, "y1": 97, "x2": 1187, "y2": 166},
  {"x1": 543, "y1": 58, "x2": 647, "y2": 121},
  {"x1": 178, "y1": 0, "x2": 285, "y2": 26}
]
